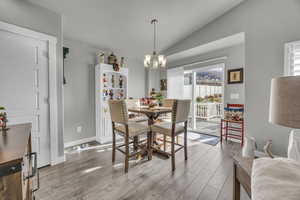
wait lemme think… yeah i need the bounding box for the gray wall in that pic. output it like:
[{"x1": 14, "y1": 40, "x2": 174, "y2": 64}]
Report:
[
  {"x1": 64, "y1": 39, "x2": 146, "y2": 143},
  {"x1": 63, "y1": 39, "x2": 100, "y2": 143},
  {"x1": 164, "y1": 0, "x2": 300, "y2": 155},
  {"x1": 127, "y1": 59, "x2": 145, "y2": 98},
  {"x1": 165, "y1": 44, "x2": 245, "y2": 104},
  {"x1": 0, "y1": 0, "x2": 65, "y2": 157}
]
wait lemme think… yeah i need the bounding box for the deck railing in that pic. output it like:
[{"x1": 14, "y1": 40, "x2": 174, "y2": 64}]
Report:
[{"x1": 195, "y1": 102, "x2": 223, "y2": 120}]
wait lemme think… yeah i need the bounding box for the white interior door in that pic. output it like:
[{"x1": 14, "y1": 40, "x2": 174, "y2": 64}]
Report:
[{"x1": 0, "y1": 29, "x2": 50, "y2": 167}]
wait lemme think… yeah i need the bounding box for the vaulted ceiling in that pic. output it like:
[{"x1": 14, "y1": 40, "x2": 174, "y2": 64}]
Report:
[{"x1": 28, "y1": 0, "x2": 244, "y2": 62}]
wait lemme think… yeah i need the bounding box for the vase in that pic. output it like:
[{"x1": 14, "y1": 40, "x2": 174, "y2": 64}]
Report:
[
  {"x1": 97, "y1": 52, "x2": 105, "y2": 64},
  {"x1": 242, "y1": 136, "x2": 257, "y2": 158},
  {"x1": 108, "y1": 52, "x2": 116, "y2": 65}
]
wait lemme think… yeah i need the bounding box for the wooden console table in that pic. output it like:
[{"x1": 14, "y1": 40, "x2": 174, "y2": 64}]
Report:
[
  {"x1": 0, "y1": 123, "x2": 38, "y2": 200},
  {"x1": 233, "y1": 156, "x2": 253, "y2": 200}
]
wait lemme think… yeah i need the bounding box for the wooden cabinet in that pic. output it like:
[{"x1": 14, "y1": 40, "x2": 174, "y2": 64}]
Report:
[{"x1": 0, "y1": 123, "x2": 39, "y2": 200}]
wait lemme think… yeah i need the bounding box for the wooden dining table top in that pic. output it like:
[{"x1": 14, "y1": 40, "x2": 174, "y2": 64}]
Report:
[{"x1": 128, "y1": 106, "x2": 172, "y2": 115}]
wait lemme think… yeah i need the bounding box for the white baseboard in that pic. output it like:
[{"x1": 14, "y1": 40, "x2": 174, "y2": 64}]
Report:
[
  {"x1": 64, "y1": 136, "x2": 96, "y2": 148},
  {"x1": 51, "y1": 155, "x2": 66, "y2": 165}
]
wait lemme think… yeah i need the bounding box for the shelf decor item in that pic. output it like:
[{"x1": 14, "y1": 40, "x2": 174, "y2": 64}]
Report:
[
  {"x1": 228, "y1": 68, "x2": 243, "y2": 84},
  {"x1": 120, "y1": 57, "x2": 125, "y2": 68},
  {"x1": 111, "y1": 74, "x2": 115, "y2": 88},
  {"x1": 113, "y1": 58, "x2": 120, "y2": 71},
  {"x1": 97, "y1": 52, "x2": 105, "y2": 64},
  {"x1": 0, "y1": 106, "x2": 9, "y2": 132},
  {"x1": 119, "y1": 75, "x2": 123, "y2": 88},
  {"x1": 103, "y1": 73, "x2": 108, "y2": 87},
  {"x1": 108, "y1": 52, "x2": 116, "y2": 65},
  {"x1": 144, "y1": 19, "x2": 167, "y2": 69}
]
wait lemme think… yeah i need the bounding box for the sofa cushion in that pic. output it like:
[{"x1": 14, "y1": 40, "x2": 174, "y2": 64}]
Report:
[{"x1": 252, "y1": 157, "x2": 300, "y2": 200}]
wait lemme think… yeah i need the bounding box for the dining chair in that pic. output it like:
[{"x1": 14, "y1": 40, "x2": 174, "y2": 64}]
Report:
[
  {"x1": 160, "y1": 99, "x2": 175, "y2": 151},
  {"x1": 108, "y1": 100, "x2": 152, "y2": 173},
  {"x1": 151, "y1": 99, "x2": 191, "y2": 171},
  {"x1": 163, "y1": 99, "x2": 175, "y2": 108},
  {"x1": 126, "y1": 99, "x2": 148, "y2": 123}
]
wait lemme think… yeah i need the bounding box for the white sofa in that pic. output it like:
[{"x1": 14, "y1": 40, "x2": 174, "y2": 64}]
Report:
[{"x1": 252, "y1": 157, "x2": 300, "y2": 200}]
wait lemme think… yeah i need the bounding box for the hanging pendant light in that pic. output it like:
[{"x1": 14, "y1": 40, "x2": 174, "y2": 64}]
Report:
[{"x1": 144, "y1": 19, "x2": 167, "y2": 69}]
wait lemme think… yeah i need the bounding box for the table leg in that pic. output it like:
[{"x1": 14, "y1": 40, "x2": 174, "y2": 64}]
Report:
[
  {"x1": 148, "y1": 116, "x2": 158, "y2": 145},
  {"x1": 147, "y1": 131, "x2": 153, "y2": 160},
  {"x1": 133, "y1": 136, "x2": 139, "y2": 151},
  {"x1": 233, "y1": 164, "x2": 240, "y2": 200}
]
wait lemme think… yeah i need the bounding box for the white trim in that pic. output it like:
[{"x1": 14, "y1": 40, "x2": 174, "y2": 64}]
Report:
[
  {"x1": 167, "y1": 32, "x2": 245, "y2": 63},
  {"x1": 64, "y1": 137, "x2": 97, "y2": 148},
  {"x1": 169, "y1": 56, "x2": 228, "y2": 69},
  {"x1": 0, "y1": 21, "x2": 57, "y2": 42},
  {"x1": 0, "y1": 21, "x2": 60, "y2": 166},
  {"x1": 51, "y1": 155, "x2": 66, "y2": 165}
]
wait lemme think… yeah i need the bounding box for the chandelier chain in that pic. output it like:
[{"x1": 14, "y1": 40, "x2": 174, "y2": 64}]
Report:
[{"x1": 153, "y1": 19, "x2": 157, "y2": 53}]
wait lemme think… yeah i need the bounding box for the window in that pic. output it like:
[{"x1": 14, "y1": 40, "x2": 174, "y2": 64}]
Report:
[
  {"x1": 285, "y1": 41, "x2": 300, "y2": 76},
  {"x1": 184, "y1": 72, "x2": 193, "y2": 85}
]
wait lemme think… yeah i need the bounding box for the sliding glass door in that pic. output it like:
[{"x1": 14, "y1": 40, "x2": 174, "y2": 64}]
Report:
[{"x1": 184, "y1": 64, "x2": 224, "y2": 136}]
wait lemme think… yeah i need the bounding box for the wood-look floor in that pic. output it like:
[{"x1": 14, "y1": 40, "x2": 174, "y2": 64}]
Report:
[{"x1": 35, "y1": 140, "x2": 250, "y2": 200}]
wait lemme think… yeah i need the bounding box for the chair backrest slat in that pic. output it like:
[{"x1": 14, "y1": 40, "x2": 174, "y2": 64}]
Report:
[
  {"x1": 172, "y1": 99, "x2": 191, "y2": 123},
  {"x1": 108, "y1": 100, "x2": 128, "y2": 124}
]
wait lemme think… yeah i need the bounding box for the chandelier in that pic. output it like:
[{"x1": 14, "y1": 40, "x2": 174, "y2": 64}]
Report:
[{"x1": 144, "y1": 19, "x2": 167, "y2": 69}]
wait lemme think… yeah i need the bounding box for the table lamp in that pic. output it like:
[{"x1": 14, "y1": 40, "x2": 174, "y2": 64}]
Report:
[{"x1": 269, "y1": 76, "x2": 300, "y2": 160}]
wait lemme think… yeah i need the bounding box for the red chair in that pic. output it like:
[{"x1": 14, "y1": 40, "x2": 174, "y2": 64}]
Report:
[{"x1": 220, "y1": 104, "x2": 244, "y2": 147}]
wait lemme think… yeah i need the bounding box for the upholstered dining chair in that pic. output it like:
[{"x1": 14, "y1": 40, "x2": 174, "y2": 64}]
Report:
[
  {"x1": 160, "y1": 99, "x2": 175, "y2": 151},
  {"x1": 126, "y1": 99, "x2": 148, "y2": 123},
  {"x1": 151, "y1": 99, "x2": 191, "y2": 171},
  {"x1": 108, "y1": 100, "x2": 152, "y2": 173},
  {"x1": 162, "y1": 99, "x2": 175, "y2": 108}
]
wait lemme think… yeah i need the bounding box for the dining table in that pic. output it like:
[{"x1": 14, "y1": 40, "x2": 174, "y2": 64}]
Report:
[{"x1": 128, "y1": 106, "x2": 172, "y2": 158}]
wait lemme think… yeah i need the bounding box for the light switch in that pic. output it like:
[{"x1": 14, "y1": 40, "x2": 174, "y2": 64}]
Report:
[
  {"x1": 76, "y1": 126, "x2": 82, "y2": 133},
  {"x1": 230, "y1": 93, "x2": 239, "y2": 99}
]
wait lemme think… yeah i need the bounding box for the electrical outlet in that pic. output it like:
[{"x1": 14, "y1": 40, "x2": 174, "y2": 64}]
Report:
[{"x1": 76, "y1": 126, "x2": 82, "y2": 133}]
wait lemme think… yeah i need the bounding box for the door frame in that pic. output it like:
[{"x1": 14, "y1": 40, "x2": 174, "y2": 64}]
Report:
[
  {"x1": 0, "y1": 21, "x2": 61, "y2": 165},
  {"x1": 187, "y1": 63, "x2": 225, "y2": 133}
]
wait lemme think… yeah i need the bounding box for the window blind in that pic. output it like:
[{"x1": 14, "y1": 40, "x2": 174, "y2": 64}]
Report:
[{"x1": 286, "y1": 41, "x2": 300, "y2": 76}]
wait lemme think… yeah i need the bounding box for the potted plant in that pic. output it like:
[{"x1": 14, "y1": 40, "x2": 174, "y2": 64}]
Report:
[
  {"x1": 196, "y1": 97, "x2": 204, "y2": 103},
  {"x1": 155, "y1": 92, "x2": 164, "y2": 106}
]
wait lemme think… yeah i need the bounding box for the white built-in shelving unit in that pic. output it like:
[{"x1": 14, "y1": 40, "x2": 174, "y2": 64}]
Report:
[{"x1": 95, "y1": 64, "x2": 128, "y2": 144}]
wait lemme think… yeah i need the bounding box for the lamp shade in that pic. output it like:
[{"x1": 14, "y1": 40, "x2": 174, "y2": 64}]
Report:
[{"x1": 269, "y1": 76, "x2": 300, "y2": 129}]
